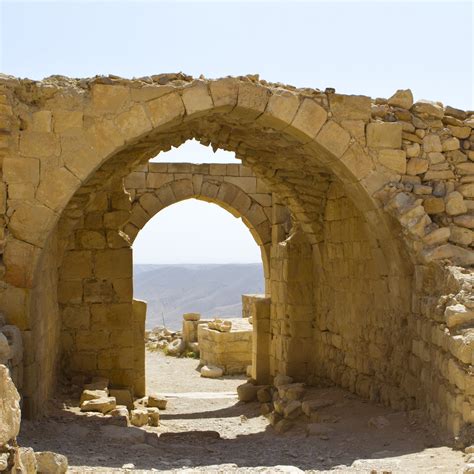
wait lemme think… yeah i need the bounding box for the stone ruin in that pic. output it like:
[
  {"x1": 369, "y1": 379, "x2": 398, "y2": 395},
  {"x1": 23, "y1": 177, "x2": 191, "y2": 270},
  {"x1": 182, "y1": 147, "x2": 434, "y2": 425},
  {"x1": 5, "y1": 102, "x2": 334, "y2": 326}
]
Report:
[{"x1": 0, "y1": 73, "x2": 472, "y2": 444}]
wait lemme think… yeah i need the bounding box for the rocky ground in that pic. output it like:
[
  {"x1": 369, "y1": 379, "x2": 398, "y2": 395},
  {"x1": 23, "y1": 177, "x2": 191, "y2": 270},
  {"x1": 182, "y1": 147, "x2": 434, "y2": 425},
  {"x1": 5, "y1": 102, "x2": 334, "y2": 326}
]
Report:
[{"x1": 18, "y1": 350, "x2": 468, "y2": 473}]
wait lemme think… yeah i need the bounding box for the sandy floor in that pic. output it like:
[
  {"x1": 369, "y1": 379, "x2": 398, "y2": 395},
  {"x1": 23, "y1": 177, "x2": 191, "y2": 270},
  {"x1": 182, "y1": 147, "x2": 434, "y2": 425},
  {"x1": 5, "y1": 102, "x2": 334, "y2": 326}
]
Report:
[{"x1": 18, "y1": 350, "x2": 467, "y2": 473}]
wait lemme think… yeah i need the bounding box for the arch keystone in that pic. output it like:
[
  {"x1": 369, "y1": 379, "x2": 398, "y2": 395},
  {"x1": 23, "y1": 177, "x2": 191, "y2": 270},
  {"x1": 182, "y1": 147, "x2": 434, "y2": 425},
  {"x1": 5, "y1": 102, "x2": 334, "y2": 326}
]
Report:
[
  {"x1": 181, "y1": 82, "x2": 214, "y2": 117},
  {"x1": 231, "y1": 81, "x2": 270, "y2": 120},
  {"x1": 209, "y1": 78, "x2": 239, "y2": 112}
]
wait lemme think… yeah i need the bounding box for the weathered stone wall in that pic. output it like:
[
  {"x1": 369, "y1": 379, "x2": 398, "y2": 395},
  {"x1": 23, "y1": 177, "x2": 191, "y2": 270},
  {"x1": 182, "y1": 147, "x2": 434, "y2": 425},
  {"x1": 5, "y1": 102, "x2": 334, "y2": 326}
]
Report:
[{"x1": 0, "y1": 74, "x2": 471, "y2": 438}]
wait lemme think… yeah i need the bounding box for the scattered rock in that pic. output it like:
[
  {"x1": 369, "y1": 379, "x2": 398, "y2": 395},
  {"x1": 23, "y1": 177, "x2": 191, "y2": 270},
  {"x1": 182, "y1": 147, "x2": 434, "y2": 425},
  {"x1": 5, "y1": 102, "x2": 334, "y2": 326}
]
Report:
[
  {"x1": 283, "y1": 400, "x2": 302, "y2": 419},
  {"x1": 388, "y1": 89, "x2": 413, "y2": 109},
  {"x1": 147, "y1": 393, "x2": 167, "y2": 409},
  {"x1": 146, "y1": 407, "x2": 160, "y2": 427},
  {"x1": 237, "y1": 382, "x2": 260, "y2": 402},
  {"x1": 278, "y1": 383, "x2": 305, "y2": 401},
  {"x1": 274, "y1": 419, "x2": 293, "y2": 434},
  {"x1": 166, "y1": 338, "x2": 186, "y2": 356},
  {"x1": 306, "y1": 422, "x2": 335, "y2": 437},
  {"x1": 257, "y1": 387, "x2": 272, "y2": 403},
  {"x1": 35, "y1": 451, "x2": 68, "y2": 474},
  {"x1": 130, "y1": 408, "x2": 149, "y2": 427},
  {"x1": 0, "y1": 364, "x2": 21, "y2": 445},
  {"x1": 100, "y1": 425, "x2": 146, "y2": 444},
  {"x1": 368, "y1": 415, "x2": 390, "y2": 429},
  {"x1": 208, "y1": 319, "x2": 232, "y2": 332},
  {"x1": 201, "y1": 365, "x2": 223, "y2": 378},
  {"x1": 84, "y1": 377, "x2": 109, "y2": 392},
  {"x1": 0, "y1": 453, "x2": 8, "y2": 471},
  {"x1": 19, "y1": 447, "x2": 37, "y2": 474}
]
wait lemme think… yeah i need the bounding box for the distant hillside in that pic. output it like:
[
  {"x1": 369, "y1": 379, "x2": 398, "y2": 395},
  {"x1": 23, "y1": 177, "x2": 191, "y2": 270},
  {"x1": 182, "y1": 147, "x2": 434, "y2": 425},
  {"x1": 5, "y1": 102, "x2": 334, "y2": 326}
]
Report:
[{"x1": 133, "y1": 264, "x2": 264, "y2": 330}]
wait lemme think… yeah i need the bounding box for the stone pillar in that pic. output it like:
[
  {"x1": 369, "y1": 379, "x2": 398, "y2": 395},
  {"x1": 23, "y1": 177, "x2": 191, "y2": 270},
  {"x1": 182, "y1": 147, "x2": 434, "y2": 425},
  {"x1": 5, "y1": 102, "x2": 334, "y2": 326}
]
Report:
[
  {"x1": 132, "y1": 299, "x2": 146, "y2": 397},
  {"x1": 249, "y1": 295, "x2": 271, "y2": 384}
]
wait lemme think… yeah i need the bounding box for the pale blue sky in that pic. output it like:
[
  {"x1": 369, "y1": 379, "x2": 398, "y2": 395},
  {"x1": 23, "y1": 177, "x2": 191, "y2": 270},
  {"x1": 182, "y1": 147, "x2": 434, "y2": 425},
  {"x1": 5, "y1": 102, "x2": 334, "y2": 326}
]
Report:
[{"x1": 1, "y1": 1, "x2": 472, "y2": 263}]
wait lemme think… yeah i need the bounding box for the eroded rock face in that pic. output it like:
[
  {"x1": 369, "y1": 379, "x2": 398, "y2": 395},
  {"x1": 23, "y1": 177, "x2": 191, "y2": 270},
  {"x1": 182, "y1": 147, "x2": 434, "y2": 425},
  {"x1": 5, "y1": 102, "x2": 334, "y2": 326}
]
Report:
[{"x1": 0, "y1": 364, "x2": 21, "y2": 446}]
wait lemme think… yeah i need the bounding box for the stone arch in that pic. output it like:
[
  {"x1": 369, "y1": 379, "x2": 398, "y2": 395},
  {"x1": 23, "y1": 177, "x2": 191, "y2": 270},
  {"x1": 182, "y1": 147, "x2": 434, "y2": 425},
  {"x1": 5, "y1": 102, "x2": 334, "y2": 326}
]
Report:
[
  {"x1": 125, "y1": 178, "x2": 272, "y2": 288},
  {"x1": 1, "y1": 75, "x2": 472, "y2": 437}
]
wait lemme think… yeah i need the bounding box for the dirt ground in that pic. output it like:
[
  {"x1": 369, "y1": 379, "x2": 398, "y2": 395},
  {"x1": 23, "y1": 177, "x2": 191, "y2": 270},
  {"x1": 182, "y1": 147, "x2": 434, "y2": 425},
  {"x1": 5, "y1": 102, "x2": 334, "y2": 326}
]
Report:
[{"x1": 19, "y1": 350, "x2": 468, "y2": 473}]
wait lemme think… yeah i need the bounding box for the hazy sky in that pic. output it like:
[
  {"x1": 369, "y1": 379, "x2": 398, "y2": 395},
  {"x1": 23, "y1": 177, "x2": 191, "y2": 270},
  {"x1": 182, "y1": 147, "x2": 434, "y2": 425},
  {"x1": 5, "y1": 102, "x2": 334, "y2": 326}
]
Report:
[{"x1": 1, "y1": 0, "x2": 472, "y2": 263}]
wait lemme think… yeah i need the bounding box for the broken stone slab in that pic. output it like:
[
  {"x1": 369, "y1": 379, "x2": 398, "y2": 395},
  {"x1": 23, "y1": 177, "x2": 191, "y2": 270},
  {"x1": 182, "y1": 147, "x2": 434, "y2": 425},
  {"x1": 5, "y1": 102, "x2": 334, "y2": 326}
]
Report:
[
  {"x1": 0, "y1": 364, "x2": 21, "y2": 445},
  {"x1": 445, "y1": 304, "x2": 474, "y2": 328},
  {"x1": 79, "y1": 389, "x2": 108, "y2": 406},
  {"x1": 80, "y1": 396, "x2": 116, "y2": 414},
  {"x1": 147, "y1": 393, "x2": 167, "y2": 409},
  {"x1": 200, "y1": 365, "x2": 223, "y2": 378},
  {"x1": 388, "y1": 89, "x2": 413, "y2": 110},
  {"x1": 35, "y1": 451, "x2": 68, "y2": 474},
  {"x1": 130, "y1": 408, "x2": 149, "y2": 427}
]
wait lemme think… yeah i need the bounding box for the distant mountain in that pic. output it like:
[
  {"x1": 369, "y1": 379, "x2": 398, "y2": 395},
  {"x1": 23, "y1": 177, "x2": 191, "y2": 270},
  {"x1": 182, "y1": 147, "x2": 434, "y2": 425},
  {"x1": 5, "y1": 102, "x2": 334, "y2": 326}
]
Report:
[{"x1": 133, "y1": 264, "x2": 264, "y2": 330}]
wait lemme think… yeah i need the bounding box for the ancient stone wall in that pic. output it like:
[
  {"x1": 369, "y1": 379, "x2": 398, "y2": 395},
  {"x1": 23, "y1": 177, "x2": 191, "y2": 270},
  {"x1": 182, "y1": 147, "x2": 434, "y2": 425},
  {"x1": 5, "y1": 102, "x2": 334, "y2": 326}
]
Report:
[{"x1": 0, "y1": 73, "x2": 471, "y2": 438}]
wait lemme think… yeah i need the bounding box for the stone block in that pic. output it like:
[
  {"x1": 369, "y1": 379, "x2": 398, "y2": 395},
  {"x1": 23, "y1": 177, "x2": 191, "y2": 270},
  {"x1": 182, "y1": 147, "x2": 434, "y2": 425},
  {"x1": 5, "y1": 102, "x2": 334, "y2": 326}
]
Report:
[
  {"x1": 289, "y1": 98, "x2": 327, "y2": 142},
  {"x1": 366, "y1": 122, "x2": 402, "y2": 148},
  {"x1": 378, "y1": 149, "x2": 407, "y2": 174}
]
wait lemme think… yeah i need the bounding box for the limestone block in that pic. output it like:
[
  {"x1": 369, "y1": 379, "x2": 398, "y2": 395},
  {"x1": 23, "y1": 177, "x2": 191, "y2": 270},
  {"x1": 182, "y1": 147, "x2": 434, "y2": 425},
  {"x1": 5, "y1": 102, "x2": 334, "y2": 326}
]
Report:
[
  {"x1": 80, "y1": 396, "x2": 116, "y2": 414},
  {"x1": 411, "y1": 100, "x2": 444, "y2": 119},
  {"x1": 0, "y1": 333, "x2": 11, "y2": 364},
  {"x1": 378, "y1": 149, "x2": 407, "y2": 174},
  {"x1": 316, "y1": 120, "x2": 351, "y2": 158},
  {"x1": 147, "y1": 407, "x2": 160, "y2": 426},
  {"x1": 423, "y1": 227, "x2": 450, "y2": 246},
  {"x1": 446, "y1": 192, "x2": 467, "y2": 216},
  {"x1": 79, "y1": 389, "x2": 108, "y2": 406},
  {"x1": 274, "y1": 374, "x2": 293, "y2": 387},
  {"x1": 95, "y1": 249, "x2": 132, "y2": 279},
  {"x1": 329, "y1": 94, "x2": 371, "y2": 120},
  {"x1": 445, "y1": 304, "x2": 474, "y2": 328},
  {"x1": 37, "y1": 166, "x2": 81, "y2": 211},
  {"x1": 181, "y1": 82, "x2": 213, "y2": 116},
  {"x1": 289, "y1": 98, "x2": 327, "y2": 142},
  {"x1": 454, "y1": 215, "x2": 474, "y2": 229},
  {"x1": 147, "y1": 394, "x2": 167, "y2": 409},
  {"x1": 458, "y1": 184, "x2": 474, "y2": 199},
  {"x1": 183, "y1": 313, "x2": 200, "y2": 322},
  {"x1": 388, "y1": 89, "x2": 413, "y2": 109},
  {"x1": 109, "y1": 389, "x2": 133, "y2": 410},
  {"x1": 115, "y1": 104, "x2": 152, "y2": 141},
  {"x1": 423, "y1": 197, "x2": 445, "y2": 214},
  {"x1": 407, "y1": 158, "x2": 429, "y2": 175},
  {"x1": 423, "y1": 134, "x2": 443, "y2": 153},
  {"x1": 366, "y1": 122, "x2": 402, "y2": 148},
  {"x1": 258, "y1": 90, "x2": 300, "y2": 130},
  {"x1": 449, "y1": 225, "x2": 473, "y2": 246},
  {"x1": 283, "y1": 400, "x2": 302, "y2": 419},
  {"x1": 3, "y1": 157, "x2": 40, "y2": 184},
  {"x1": 19, "y1": 447, "x2": 37, "y2": 474},
  {"x1": 124, "y1": 172, "x2": 146, "y2": 189},
  {"x1": 53, "y1": 110, "x2": 83, "y2": 133},
  {"x1": 340, "y1": 143, "x2": 374, "y2": 181},
  {"x1": 35, "y1": 452, "x2": 68, "y2": 474},
  {"x1": 200, "y1": 365, "x2": 223, "y2": 378},
  {"x1": 130, "y1": 408, "x2": 148, "y2": 427},
  {"x1": 1, "y1": 325, "x2": 22, "y2": 366},
  {"x1": 237, "y1": 382, "x2": 260, "y2": 402},
  {"x1": 91, "y1": 84, "x2": 130, "y2": 113},
  {"x1": 147, "y1": 92, "x2": 185, "y2": 128},
  {"x1": 442, "y1": 137, "x2": 460, "y2": 152},
  {"x1": 0, "y1": 365, "x2": 21, "y2": 445},
  {"x1": 19, "y1": 131, "x2": 60, "y2": 157},
  {"x1": 209, "y1": 78, "x2": 239, "y2": 111},
  {"x1": 233, "y1": 81, "x2": 269, "y2": 120}
]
